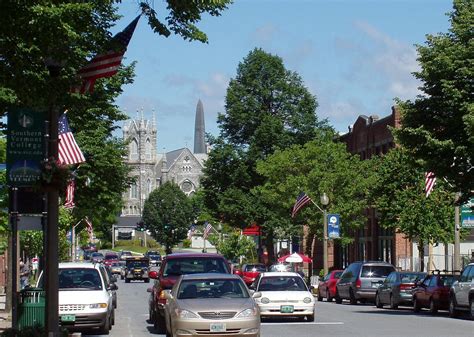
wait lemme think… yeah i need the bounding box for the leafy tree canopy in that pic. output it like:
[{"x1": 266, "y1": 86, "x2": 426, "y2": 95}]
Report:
[
  {"x1": 142, "y1": 182, "x2": 194, "y2": 254},
  {"x1": 394, "y1": 0, "x2": 474, "y2": 198}
]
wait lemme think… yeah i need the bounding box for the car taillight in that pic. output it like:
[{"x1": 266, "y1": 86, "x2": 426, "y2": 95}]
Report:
[
  {"x1": 158, "y1": 290, "x2": 167, "y2": 305},
  {"x1": 400, "y1": 284, "x2": 412, "y2": 291},
  {"x1": 356, "y1": 278, "x2": 361, "y2": 288}
]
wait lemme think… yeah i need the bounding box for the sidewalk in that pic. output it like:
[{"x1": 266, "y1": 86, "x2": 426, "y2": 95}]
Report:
[{"x1": 0, "y1": 311, "x2": 11, "y2": 331}]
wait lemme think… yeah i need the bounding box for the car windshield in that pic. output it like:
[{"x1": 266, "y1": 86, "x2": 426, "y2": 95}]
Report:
[
  {"x1": 401, "y1": 273, "x2": 425, "y2": 283},
  {"x1": 163, "y1": 258, "x2": 229, "y2": 276},
  {"x1": 105, "y1": 254, "x2": 118, "y2": 260},
  {"x1": 111, "y1": 262, "x2": 122, "y2": 267},
  {"x1": 149, "y1": 255, "x2": 161, "y2": 260},
  {"x1": 177, "y1": 279, "x2": 249, "y2": 299},
  {"x1": 38, "y1": 268, "x2": 102, "y2": 290},
  {"x1": 91, "y1": 253, "x2": 103, "y2": 258},
  {"x1": 126, "y1": 260, "x2": 148, "y2": 268},
  {"x1": 257, "y1": 276, "x2": 308, "y2": 292},
  {"x1": 244, "y1": 264, "x2": 266, "y2": 272},
  {"x1": 361, "y1": 266, "x2": 395, "y2": 278}
]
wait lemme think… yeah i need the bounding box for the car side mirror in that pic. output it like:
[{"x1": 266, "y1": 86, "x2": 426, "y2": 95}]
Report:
[
  {"x1": 149, "y1": 271, "x2": 158, "y2": 279},
  {"x1": 252, "y1": 292, "x2": 262, "y2": 299},
  {"x1": 109, "y1": 283, "x2": 118, "y2": 291}
]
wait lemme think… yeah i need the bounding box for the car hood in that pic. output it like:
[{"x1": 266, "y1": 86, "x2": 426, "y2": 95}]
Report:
[
  {"x1": 258, "y1": 291, "x2": 312, "y2": 301},
  {"x1": 177, "y1": 298, "x2": 255, "y2": 313},
  {"x1": 59, "y1": 290, "x2": 109, "y2": 305}
]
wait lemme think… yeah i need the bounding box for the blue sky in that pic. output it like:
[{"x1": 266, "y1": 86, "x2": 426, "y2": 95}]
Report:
[{"x1": 115, "y1": 0, "x2": 453, "y2": 152}]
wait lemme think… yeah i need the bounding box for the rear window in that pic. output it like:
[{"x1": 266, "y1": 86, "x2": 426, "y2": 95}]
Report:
[
  {"x1": 361, "y1": 265, "x2": 395, "y2": 278},
  {"x1": 439, "y1": 275, "x2": 457, "y2": 286},
  {"x1": 105, "y1": 254, "x2": 118, "y2": 260},
  {"x1": 163, "y1": 257, "x2": 229, "y2": 276},
  {"x1": 334, "y1": 271, "x2": 343, "y2": 279},
  {"x1": 257, "y1": 276, "x2": 308, "y2": 292},
  {"x1": 400, "y1": 273, "x2": 425, "y2": 283}
]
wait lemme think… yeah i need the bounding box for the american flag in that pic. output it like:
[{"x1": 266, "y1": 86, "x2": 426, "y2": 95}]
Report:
[
  {"x1": 64, "y1": 179, "x2": 76, "y2": 209},
  {"x1": 203, "y1": 222, "x2": 213, "y2": 239},
  {"x1": 187, "y1": 224, "x2": 196, "y2": 240},
  {"x1": 59, "y1": 113, "x2": 86, "y2": 165},
  {"x1": 85, "y1": 217, "x2": 94, "y2": 241},
  {"x1": 75, "y1": 15, "x2": 140, "y2": 94},
  {"x1": 425, "y1": 172, "x2": 436, "y2": 197},
  {"x1": 291, "y1": 192, "x2": 312, "y2": 218}
]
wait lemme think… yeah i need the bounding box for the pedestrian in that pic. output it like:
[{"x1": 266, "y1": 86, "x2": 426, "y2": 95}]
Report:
[{"x1": 19, "y1": 259, "x2": 30, "y2": 289}]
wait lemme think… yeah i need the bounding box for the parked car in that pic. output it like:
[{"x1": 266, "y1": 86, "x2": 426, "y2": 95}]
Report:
[
  {"x1": 104, "y1": 253, "x2": 119, "y2": 267},
  {"x1": 375, "y1": 271, "x2": 426, "y2": 309},
  {"x1": 36, "y1": 262, "x2": 116, "y2": 334},
  {"x1": 412, "y1": 271, "x2": 459, "y2": 314},
  {"x1": 148, "y1": 253, "x2": 231, "y2": 334},
  {"x1": 318, "y1": 270, "x2": 343, "y2": 302},
  {"x1": 164, "y1": 273, "x2": 260, "y2": 337},
  {"x1": 449, "y1": 262, "x2": 474, "y2": 319},
  {"x1": 240, "y1": 263, "x2": 266, "y2": 286},
  {"x1": 336, "y1": 261, "x2": 396, "y2": 304},
  {"x1": 90, "y1": 252, "x2": 105, "y2": 264},
  {"x1": 251, "y1": 271, "x2": 315, "y2": 321},
  {"x1": 103, "y1": 265, "x2": 118, "y2": 309},
  {"x1": 124, "y1": 256, "x2": 150, "y2": 283}
]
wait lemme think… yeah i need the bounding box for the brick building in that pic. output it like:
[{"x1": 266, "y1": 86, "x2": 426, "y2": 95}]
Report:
[{"x1": 332, "y1": 106, "x2": 412, "y2": 269}]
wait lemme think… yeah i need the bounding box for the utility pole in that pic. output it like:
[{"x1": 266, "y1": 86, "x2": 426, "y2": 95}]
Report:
[
  {"x1": 454, "y1": 192, "x2": 461, "y2": 271},
  {"x1": 112, "y1": 225, "x2": 115, "y2": 249}
]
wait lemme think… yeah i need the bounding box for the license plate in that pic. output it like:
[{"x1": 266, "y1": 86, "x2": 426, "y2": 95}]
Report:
[
  {"x1": 280, "y1": 305, "x2": 294, "y2": 313},
  {"x1": 61, "y1": 314, "x2": 75, "y2": 323},
  {"x1": 210, "y1": 323, "x2": 226, "y2": 332},
  {"x1": 372, "y1": 282, "x2": 382, "y2": 288}
]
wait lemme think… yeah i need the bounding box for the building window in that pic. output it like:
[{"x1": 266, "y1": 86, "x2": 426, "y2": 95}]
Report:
[
  {"x1": 181, "y1": 180, "x2": 194, "y2": 193},
  {"x1": 130, "y1": 138, "x2": 138, "y2": 160},
  {"x1": 130, "y1": 182, "x2": 138, "y2": 199},
  {"x1": 147, "y1": 179, "x2": 152, "y2": 195},
  {"x1": 145, "y1": 138, "x2": 152, "y2": 160}
]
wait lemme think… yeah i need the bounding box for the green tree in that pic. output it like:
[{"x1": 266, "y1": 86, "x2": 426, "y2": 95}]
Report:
[
  {"x1": 211, "y1": 231, "x2": 256, "y2": 264},
  {"x1": 142, "y1": 182, "x2": 194, "y2": 254},
  {"x1": 255, "y1": 137, "x2": 370, "y2": 250},
  {"x1": 394, "y1": 0, "x2": 474, "y2": 198},
  {"x1": 368, "y1": 147, "x2": 455, "y2": 271},
  {"x1": 201, "y1": 48, "x2": 329, "y2": 261},
  {"x1": 0, "y1": 135, "x2": 8, "y2": 254}
]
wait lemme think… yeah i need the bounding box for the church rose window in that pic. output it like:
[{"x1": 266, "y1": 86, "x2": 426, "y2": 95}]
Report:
[{"x1": 181, "y1": 181, "x2": 193, "y2": 193}]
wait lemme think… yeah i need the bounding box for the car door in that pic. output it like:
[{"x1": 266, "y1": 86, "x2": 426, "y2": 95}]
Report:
[
  {"x1": 456, "y1": 266, "x2": 472, "y2": 307},
  {"x1": 320, "y1": 273, "x2": 330, "y2": 295},
  {"x1": 379, "y1": 273, "x2": 392, "y2": 303},
  {"x1": 418, "y1": 276, "x2": 431, "y2": 306}
]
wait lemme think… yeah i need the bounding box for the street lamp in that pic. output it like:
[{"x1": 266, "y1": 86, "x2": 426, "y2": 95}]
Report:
[{"x1": 320, "y1": 193, "x2": 329, "y2": 276}]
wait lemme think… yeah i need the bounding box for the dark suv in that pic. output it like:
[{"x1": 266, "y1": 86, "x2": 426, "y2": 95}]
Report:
[
  {"x1": 148, "y1": 253, "x2": 231, "y2": 333},
  {"x1": 336, "y1": 261, "x2": 396, "y2": 304}
]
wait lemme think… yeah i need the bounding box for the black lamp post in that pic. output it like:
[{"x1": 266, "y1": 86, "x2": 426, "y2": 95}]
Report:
[{"x1": 320, "y1": 193, "x2": 329, "y2": 275}]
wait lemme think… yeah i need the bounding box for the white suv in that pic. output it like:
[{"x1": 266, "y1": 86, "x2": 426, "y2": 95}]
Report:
[
  {"x1": 37, "y1": 262, "x2": 116, "y2": 334},
  {"x1": 449, "y1": 262, "x2": 474, "y2": 320}
]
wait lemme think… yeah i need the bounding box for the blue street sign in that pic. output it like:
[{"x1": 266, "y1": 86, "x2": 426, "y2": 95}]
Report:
[{"x1": 327, "y1": 214, "x2": 340, "y2": 239}]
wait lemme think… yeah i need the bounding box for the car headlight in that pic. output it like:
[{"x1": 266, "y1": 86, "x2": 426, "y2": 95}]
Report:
[
  {"x1": 89, "y1": 303, "x2": 108, "y2": 309},
  {"x1": 260, "y1": 297, "x2": 270, "y2": 304},
  {"x1": 236, "y1": 308, "x2": 258, "y2": 318},
  {"x1": 175, "y1": 309, "x2": 198, "y2": 319},
  {"x1": 303, "y1": 297, "x2": 312, "y2": 304}
]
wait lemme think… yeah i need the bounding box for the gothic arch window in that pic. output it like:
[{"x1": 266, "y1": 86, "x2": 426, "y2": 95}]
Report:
[
  {"x1": 130, "y1": 181, "x2": 138, "y2": 199},
  {"x1": 129, "y1": 205, "x2": 133, "y2": 214},
  {"x1": 130, "y1": 138, "x2": 138, "y2": 160},
  {"x1": 147, "y1": 179, "x2": 152, "y2": 195},
  {"x1": 182, "y1": 156, "x2": 192, "y2": 172},
  {"x1": 145, "y1": 138, "x2": 152, "y2": 160}
]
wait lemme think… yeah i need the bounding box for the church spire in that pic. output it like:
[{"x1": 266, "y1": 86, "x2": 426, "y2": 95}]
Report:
[{"x1": 194, "y1": 99, "x2": 206, "y2": 154}]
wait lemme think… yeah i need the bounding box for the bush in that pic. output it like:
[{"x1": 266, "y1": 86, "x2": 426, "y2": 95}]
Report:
[
  {"x1": 1, "y1": 326, "x2": 69, "y2": 337},
  {"x1": 100, "y1": 241, "x2": 112, "y2": 249},
  {"x1": 182, "y1": 239, "x2": 191, "y2": 248}
]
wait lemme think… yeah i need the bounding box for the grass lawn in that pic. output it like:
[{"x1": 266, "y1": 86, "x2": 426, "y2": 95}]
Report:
[{"x1": 112, "y1": 245, "x2": 148, "y2": 254}]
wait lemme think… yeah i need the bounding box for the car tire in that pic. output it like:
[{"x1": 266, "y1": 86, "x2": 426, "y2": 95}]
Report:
[
  {"x1": 111, "y1": 309, "x2": 115, "y2": 325},
  {"x1": 389, "y1": 294, "x2": 398, "y2": 309},
  {"x1": 307, "y1": 314, "x2": 315, "y2": 322},
  {"x1": 125, "y1": 278, "x2": 130, "y2": 283},
  {"x1": 375, "y1": 293, "x2": 383, "y2": 308},
  {"x1": 413, "y1": 296, "x2": 421, "y2": 313},
  {"x1": 98, "y1": 315, "x2": 111, "y2": 335},
  {"x1": 327, "y1": 290, "x2": 333, "y2": 302},
  {"x1": 317, "y1": 289, "x2": 323, "y2": 301},
  {"x1": 349, "y1": 289, "x2": 357, "y2": 305},
  {"x1": 429, "y1": 298, "x2": 438, "y2": 314},
  {"x1": 469, "y1": 298, "x2": 474, "y2": 321},
  {"x1": 154, "y1": 314, "x2": 166, "y2": 334},
  {"x1": 335, "y1": 290, "x2": 342, "y2": 304},
  {"x1": 144, "y1": 278, "x2": 150, "y2": 283}
]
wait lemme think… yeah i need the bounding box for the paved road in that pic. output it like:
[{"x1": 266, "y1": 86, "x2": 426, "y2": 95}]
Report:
[{"x1": 85, "y1": 280, "x2": 473, "y2": 337}]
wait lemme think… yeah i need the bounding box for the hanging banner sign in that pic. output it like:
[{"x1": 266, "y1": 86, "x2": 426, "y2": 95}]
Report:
[
  {"x1": 327, "y1": 213, "x2": 341, "y2": 239},
  {"x1": 7, "y1": 108, "x2": 45, "y2": 187},
  {"x1": 461, "y1": 198, "x2": 474, "y2": 229}
]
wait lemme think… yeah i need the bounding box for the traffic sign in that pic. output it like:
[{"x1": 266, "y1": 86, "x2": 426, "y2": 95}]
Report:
[
  {"x1": 461, "y1": 198, "x2": 473, "y2": 228},
  {"x1": 327, "y1": 213, "x2": 340, "y2": 239}
]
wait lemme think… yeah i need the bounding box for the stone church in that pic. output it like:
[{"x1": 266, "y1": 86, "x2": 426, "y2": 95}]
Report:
[{"x1": 121, "y1": 100, "x2": 208, "y2": 216}]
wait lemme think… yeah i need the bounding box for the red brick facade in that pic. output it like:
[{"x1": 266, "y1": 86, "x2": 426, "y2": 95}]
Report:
[{"x1": 309, "y1": 106, "x2": 413, "y2": 270}]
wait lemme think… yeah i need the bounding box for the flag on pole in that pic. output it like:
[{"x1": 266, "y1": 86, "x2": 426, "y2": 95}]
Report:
[
  {"x1": 291, "y1": 192, "x2": 312, "y2": 218},
  {"x1": 203, "y1": 222, "x2": 213, "y2": 239},
  {"x1": 187, "y1": 224, "x2": 196, "y2": 240},
  {"x1": 58, "y1": 113, "x2": 86, "y2": 165},
  {"x1": 75, "y1": 15, "x2": 140, "y2": 94},
  {"x1": 64, "y1": 179, "x2": 76, "y2": 209},
  {"x1": 85, "y1": 217, "x2": 94, "y2": 241},
  {"x1": 425, "y1": 172, "x2": 436, "y2": 197}
]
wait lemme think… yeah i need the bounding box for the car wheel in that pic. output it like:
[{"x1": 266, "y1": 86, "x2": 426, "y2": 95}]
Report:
[
  {"x1": 469, "y1": 298, "x2": 474, "y2": 321},
  {"x1": 335, "y1": 290, "x2": 342, "y2": 304},
  {"x1": 413, "y1": 296, "x2": 421, "y2": 313},
  {"x1": 111, "y1": 309, "x2": 115, "y2": 325},
  {"x1": 327, "y1": 290, "x2": 333, "y2": 302},
  {"x1": 154, "y1": 314, "x2": 166, "y2": 334},
  {"x1": 349, "y1": 289, "x2": 357, "y2": 305},
  {"x1": 125, "y1": 278, "x2": 130, "y2": 283},
  {"x1": 145, "y1": 278, "x2": 150, "y2": 283},
  {"x1": 389, "y1": 294, "x2": 398, "y2": 309},
  {"x1": 429, "y1": 298, "x2": 438, "y2": 314},
  {"x1": 375, "y1": 293, "x2": 383, "y2": 308},
  {"x1": 317, "y1": 289, "x2": 323, "y2": 301},
  {"x1": 307, "y1": 314, "x2": 315, "y2": 322},
  {"x1": 98, "y1": 315, "x2": 111, "y2": 335}
]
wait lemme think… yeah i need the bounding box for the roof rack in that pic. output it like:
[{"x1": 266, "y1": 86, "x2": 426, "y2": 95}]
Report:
[{"x1": 430, "y1": 269, "x2": 461, "y2": 275}]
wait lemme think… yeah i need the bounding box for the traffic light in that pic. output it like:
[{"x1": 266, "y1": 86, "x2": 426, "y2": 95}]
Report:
[{"x1": 136, "y1": 221, "x2": 145, "y2": 232}]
